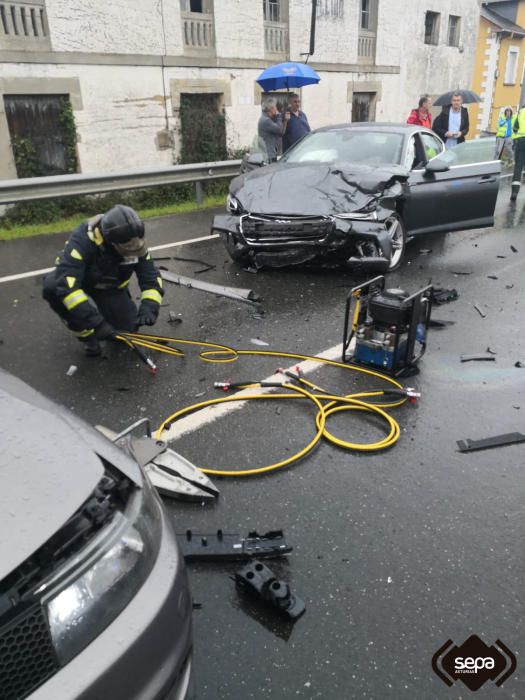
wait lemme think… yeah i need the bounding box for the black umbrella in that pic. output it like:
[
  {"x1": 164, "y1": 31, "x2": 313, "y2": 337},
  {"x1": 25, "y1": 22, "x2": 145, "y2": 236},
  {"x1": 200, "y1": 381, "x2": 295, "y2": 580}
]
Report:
[{"x1": 434, "y1": 89, "x2": 481, "y2": 106}]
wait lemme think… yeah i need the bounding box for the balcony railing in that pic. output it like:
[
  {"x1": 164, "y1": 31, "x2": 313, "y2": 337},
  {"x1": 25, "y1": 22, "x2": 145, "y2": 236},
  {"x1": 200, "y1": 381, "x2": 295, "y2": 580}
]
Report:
[
  {"x1": 181, "y1": 11, "x2": 215, "y2": 53},
  {"x1": 358, "y1": 31, "x2": 376, "y2": 64},
  {"x1": 0, "y1": 0, "x2": 51, "y2": 49},
  {"x1": 264, "y1": 20, "x2": 288, "y2": 56}
]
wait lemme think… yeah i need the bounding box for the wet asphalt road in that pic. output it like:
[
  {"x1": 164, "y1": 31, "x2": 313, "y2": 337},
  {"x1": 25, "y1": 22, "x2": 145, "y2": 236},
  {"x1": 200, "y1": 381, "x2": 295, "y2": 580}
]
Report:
[{"x1": 1, "y1": 182, "x2": 524, "y2": 699}]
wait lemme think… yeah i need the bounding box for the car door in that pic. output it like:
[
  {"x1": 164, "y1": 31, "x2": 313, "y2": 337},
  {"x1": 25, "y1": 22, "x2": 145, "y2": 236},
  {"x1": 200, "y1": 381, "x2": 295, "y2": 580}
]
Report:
[{"x1": 403, "y1": 135, "x2": 501, "y2": 235}]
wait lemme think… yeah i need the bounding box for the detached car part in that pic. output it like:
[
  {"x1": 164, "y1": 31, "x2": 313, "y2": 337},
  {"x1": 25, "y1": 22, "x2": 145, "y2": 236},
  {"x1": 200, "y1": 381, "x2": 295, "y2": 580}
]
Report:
[
  {"x1": 234, "y1": 560, "x2": 305, "y2": 619},
  {"x1": 177, "y1": 529, "x2": 292, "y2": 561},
  {"x1": 457, "y1": 432, "x2": 525, "y2": 453}
]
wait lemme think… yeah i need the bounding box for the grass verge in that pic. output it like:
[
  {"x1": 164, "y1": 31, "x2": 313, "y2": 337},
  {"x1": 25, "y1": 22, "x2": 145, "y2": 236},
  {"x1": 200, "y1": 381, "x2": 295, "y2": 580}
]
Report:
[{"x1": 0, "y1": 194, "x2": 226, "y2": 241}]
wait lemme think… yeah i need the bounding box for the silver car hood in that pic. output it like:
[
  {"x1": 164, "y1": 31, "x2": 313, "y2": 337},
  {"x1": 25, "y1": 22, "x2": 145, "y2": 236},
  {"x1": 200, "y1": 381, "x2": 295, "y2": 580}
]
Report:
[{"x1": 0, "y1": 370, "x2": 142, "y2": 580}]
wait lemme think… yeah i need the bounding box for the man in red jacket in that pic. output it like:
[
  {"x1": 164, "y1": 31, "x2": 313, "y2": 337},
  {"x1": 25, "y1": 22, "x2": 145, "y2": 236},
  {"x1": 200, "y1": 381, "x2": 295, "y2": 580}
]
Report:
[{"x1": 406, "y1": 95, "x2": 432, "y2": 129}]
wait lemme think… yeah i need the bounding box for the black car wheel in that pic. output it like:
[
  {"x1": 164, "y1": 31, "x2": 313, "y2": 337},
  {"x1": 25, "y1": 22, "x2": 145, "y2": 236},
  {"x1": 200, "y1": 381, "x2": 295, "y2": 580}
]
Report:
[{"x1": 385, "y1": 214, "x2": 406, "y2": 271}]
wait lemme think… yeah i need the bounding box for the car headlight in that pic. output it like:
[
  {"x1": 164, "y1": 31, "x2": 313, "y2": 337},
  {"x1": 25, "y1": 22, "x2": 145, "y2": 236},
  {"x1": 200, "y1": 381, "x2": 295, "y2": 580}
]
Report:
[
  {"x1": 226, "y1": 193, "x2": 242, "y2": 213},
  {"x1": 45, "y1": 479, "x2": 161, "y2": 664}
]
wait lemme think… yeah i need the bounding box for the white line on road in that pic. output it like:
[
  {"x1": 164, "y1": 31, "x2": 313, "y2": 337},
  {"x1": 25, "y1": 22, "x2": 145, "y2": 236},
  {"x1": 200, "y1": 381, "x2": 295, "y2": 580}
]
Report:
[
  {"x1": 0, "y1": 234, "x2": 220, "y2": 284},
  {"x1": 159, "y1": 342, "x2": 347, "y2": 443}
]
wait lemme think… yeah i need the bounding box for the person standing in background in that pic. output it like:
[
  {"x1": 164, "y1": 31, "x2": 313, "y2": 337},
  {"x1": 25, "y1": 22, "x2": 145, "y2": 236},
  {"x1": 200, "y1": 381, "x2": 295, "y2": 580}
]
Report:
[
  {"x1": 406, "y1": 95, "x2": 433, "y2": 129},
  {"x1": 495, "y1": 107, "x2": 514, "y2": 162},
  {"x1": 257, "y1": 98, "x2": 289, "y2": 162},
  {"x1": 432, "y1": 92, "x2": 469, "y2": 149},
  {"x1": 282, "y1": 93, "x2": 311, "y2": 152}
]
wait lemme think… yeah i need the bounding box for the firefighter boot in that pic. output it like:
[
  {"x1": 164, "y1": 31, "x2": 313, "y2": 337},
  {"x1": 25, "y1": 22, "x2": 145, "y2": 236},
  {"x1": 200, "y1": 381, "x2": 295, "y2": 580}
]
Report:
[{"x1": 510, "y1": 182, "x2": 520, "y2": 201}]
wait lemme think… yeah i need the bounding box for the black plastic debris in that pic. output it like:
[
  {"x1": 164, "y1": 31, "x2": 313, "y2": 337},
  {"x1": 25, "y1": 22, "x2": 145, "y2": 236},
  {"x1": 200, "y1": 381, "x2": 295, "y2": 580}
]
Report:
[
  {"x1": 457, "y1": 432, "x2": 525, "y2": 453},
  {"x1": 177, "y1": 529, "x2": 292, "y2": 561},
  {"x1": 173, "y1": 255, "x2": 216, "y2": 274},
  {"x1": 486, "y1": 347, "x2": 497, "y2": 355},
  {"x1": 460, "y1": 353, "x2": 496, "y2": 362},
  {"x1": 515, "y1": 361, "x2": 525, "y2": 368},
  {"x1": 506, "y1": 284, "x2": 515, "y2": 289},
  {"x1": 234, "y1": 560, "x2": 305, "y2": 619},
  {"x1": 432, "y1": 288, "x2": 458, "y2": 305},
  {"x1": 511, "y1": 245, "x2": 518, "y2": 253},
  {"x1": 497, "y1": 255, "x2": 506, "y2": 259},
  {"x1": 487, "y1": 275, "x2": 498, "y2": 280},
  {"x1": 473, "y1": 303, "x2": 486, "y2": 318},
  {"x1": 451, "y1": 270, "x2": 472, "y2": 275}
]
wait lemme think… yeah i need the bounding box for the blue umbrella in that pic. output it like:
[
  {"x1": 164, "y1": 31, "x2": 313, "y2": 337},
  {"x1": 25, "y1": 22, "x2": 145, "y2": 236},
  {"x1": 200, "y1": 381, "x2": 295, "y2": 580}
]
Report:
[{"x1": 256, "y1": 62, "x2": 320, "y2": 92}]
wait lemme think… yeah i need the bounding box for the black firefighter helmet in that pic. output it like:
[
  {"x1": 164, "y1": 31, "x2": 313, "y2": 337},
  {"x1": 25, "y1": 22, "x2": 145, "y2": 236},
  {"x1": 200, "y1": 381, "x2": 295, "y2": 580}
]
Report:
[
  {"x1": 100, "y1": 205, "x2": 146, "y2": 258},
  {"x1": 100, "y1": 205, "x2": 145, "y2": 244}
]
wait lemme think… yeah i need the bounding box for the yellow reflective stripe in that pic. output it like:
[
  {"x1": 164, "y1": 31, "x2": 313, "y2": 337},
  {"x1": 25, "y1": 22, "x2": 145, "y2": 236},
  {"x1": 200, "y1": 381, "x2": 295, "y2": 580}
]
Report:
[
  {"x1": 117, "y1": 278, "x2": 131, "y2": 289},
  {"x1": 66, "y1": 276, "x2": 76, "y2": 288},
  {"x1": 157, "y1": 276, "x2": 163, "y2": 288},
  {"x1": 69, "y1": 248, "x2": 83, "y2": 261},
  {"x1": 55, "y1": 256, "x2": 60, "y2": 264},
  {"x1": 72, "y1": 328, "x2": 95, "y2": 338},
  {"x1": 63, "y1": 289, "x2": 89, "y2": 310},
  {"x1": 146, "y1": 253, "x2": 151, "y2": 260},
  {"x1": 87, "y1": 227, "x2": 104, "y2": 245},
  {"x1": 141, "y1": 289, "x2": 162, "y2": 304}
]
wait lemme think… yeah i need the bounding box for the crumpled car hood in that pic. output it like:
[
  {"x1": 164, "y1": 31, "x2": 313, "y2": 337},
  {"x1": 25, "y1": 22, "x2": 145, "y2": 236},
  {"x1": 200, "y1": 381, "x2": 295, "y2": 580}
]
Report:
[{"x1": 230, "y1": 162, "x2": 409, "y2": 216}]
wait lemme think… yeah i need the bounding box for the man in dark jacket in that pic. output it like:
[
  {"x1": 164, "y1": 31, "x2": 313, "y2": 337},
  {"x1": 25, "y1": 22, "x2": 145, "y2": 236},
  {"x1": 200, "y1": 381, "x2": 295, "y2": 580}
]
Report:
[
  {"x1": 282, "y1": 93, "x2": 311, "y2": 152},
  {"x1": 432, "y1": 93, "x2": 469, "y2": 148},
  {"x1": 43, "y1": 204, "x2": 164, "y2": 356}
]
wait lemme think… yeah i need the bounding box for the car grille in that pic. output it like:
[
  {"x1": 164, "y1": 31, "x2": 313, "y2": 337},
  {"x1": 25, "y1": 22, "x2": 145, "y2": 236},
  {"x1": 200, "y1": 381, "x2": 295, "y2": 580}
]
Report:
[
  {"x1": 0, "y1": 605, "x2": 58, "y2": 700},
  {"x1": 241, "y1": 215, "x2": 334, "y2": 245}
]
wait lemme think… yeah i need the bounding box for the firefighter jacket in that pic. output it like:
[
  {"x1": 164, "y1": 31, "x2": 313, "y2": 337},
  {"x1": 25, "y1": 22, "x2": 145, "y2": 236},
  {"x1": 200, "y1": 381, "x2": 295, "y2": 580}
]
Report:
[
  {"x1": 52, "y1": 217, "x2": 164, "y2": 332},
  {"x1": 512, "y1": 108, "x2": 525, "y2": 139}
]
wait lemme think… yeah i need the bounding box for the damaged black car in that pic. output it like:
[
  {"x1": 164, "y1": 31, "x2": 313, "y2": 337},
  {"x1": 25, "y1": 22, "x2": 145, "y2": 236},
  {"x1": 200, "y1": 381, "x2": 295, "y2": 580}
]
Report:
[{"x1": 212, "y1": 124, "x2": 501, "y2": 271}]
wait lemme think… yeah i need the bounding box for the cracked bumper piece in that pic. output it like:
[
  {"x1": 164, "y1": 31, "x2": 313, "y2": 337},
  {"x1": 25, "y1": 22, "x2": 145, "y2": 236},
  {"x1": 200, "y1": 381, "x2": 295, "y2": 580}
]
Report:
[{"x1": 212, "y1": 214, "x2": 392, "y2": 270}]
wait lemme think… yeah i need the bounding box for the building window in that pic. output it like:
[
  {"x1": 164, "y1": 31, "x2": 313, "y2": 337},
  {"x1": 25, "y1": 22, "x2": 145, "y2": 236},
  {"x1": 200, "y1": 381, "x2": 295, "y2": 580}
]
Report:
[
  {"x1": 447, "y1": 15, "x2": 461, "y2": 47},
  {"x1": 361, "y1": 0, "x2": 371, "y2": 29},
  {"x1": 424, "y1": 11, "x2": 440, "y2": 45},
  {"x1": 263, "y1": 0, "x2": 281, "y2": 22},
  {"x1": 180, "y1": 0, "x2": 213, "y2": 12},
  {"x1": 317, "y1": 0, "x2": 343, "y2": 18},
  {"x1": 352, "y1": 92, "x2": 376, "y2": 122},
  {"x1": 505, "y1": 46, "x2": 520, "y2": 84}
]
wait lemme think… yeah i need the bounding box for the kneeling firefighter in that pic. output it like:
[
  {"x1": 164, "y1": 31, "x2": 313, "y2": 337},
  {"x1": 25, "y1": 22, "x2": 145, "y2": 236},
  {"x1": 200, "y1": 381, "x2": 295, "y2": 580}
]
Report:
[{"x1": 43, "y1": 205, "x2": 164, "y2": 356}]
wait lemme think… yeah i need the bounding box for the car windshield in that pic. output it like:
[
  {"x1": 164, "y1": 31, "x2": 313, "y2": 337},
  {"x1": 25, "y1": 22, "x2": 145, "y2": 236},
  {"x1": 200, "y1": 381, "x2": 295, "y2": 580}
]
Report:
[
  {"x1": 429, "y1": 137, "x2": 498, "y2": 167},
  {"x1": 281, "y1": 130, "x2": 405, "y2": 166}
]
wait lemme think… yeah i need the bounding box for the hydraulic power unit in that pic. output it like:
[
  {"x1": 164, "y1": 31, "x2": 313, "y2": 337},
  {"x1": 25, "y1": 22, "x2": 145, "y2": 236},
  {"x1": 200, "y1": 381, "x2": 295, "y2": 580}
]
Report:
[{"x1": 342, "y1": 276, "x2": 433, "y2": 376}]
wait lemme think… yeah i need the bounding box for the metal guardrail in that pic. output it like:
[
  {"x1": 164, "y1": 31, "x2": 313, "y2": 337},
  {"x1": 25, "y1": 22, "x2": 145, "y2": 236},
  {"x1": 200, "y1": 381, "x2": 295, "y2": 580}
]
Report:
[{"x1": 0, "y1": 159, "x2": 242, "y2": 205}]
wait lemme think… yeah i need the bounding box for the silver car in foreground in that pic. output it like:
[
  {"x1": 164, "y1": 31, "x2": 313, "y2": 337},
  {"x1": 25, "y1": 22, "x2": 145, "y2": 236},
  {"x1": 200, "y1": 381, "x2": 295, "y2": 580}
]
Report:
[{"x1": 0, "y1": 369, "x2": 192, "y2": 700}]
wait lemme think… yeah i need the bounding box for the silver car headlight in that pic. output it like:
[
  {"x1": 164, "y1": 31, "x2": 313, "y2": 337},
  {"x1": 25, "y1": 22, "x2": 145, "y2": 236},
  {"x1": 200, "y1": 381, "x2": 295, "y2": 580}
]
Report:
[
  {"x1": 45, "y1": 479, "x2": 161, "y2": 664},
  {"x1": 226, "y1": 193, "x2": 242, "y2": 213}
]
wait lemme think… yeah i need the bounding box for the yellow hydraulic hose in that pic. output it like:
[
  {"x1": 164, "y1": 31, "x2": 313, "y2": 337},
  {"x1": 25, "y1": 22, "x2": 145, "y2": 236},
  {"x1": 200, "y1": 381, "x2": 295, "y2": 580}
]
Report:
[{"x1": 119, "y1": 332, "x2": 415, "y2": 477}]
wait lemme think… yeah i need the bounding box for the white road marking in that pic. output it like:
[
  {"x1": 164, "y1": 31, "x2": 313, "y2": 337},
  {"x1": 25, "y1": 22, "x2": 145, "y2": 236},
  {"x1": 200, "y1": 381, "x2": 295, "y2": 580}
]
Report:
[
  {"x1": 159, "y1": 342, "x2": 348, "y2": 442},
  {"x1": 0, "y1": 234, "x2": 220, "y2": 284}
]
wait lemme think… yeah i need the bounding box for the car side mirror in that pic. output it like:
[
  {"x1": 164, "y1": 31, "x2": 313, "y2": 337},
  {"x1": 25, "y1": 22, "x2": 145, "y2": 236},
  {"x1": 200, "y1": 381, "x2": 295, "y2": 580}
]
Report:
[
  {"x1": 245, "y1": 153, "x2": 266, "y2": 167},
  {"x1": 424, "y1": 159, "x2": 450, "y2": 174}
]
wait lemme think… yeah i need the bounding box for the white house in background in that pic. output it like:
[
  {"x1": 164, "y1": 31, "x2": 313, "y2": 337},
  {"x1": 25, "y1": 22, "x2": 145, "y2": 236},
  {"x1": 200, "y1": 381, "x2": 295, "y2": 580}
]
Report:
[{"x1": 0, "y1": 0, "x2": 482, "y2": 179}]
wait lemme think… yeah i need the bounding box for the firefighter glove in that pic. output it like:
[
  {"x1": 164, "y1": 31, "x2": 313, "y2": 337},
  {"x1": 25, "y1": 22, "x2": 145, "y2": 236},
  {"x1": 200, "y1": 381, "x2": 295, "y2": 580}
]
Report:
[
  {"x1": 94, "y1": 321, "x2": 117, "y2": 341},
  {"x1": 137, "y1": 300, "x2": 159, "y2": 326}
]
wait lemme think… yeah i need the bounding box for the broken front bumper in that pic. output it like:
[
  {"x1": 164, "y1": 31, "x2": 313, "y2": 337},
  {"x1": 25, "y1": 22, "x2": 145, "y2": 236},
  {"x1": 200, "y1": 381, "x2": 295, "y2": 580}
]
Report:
[{"x1": 212, "y1": 213, "x2": 393, "y2": 270}]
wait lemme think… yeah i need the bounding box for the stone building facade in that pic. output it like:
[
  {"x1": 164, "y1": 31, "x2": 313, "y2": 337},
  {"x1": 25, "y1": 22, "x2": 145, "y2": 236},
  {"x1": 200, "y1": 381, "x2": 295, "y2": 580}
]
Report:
[{"x1": 0, "y1": 0, "x2": 482, "y2": 178}]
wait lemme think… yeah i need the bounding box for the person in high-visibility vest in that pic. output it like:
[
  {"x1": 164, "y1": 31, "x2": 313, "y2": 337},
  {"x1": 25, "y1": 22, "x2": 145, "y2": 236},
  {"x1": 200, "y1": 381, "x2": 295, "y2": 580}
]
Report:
[
  {"x1": 511, "y1": 105, "x2": 525, "y2": 200},
  {"x1": 494, "y1": 107, "x2": 514, "y2": 162},
  {"x1": 43, "y1": 205, "x2": 164, "y2": 356}
]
